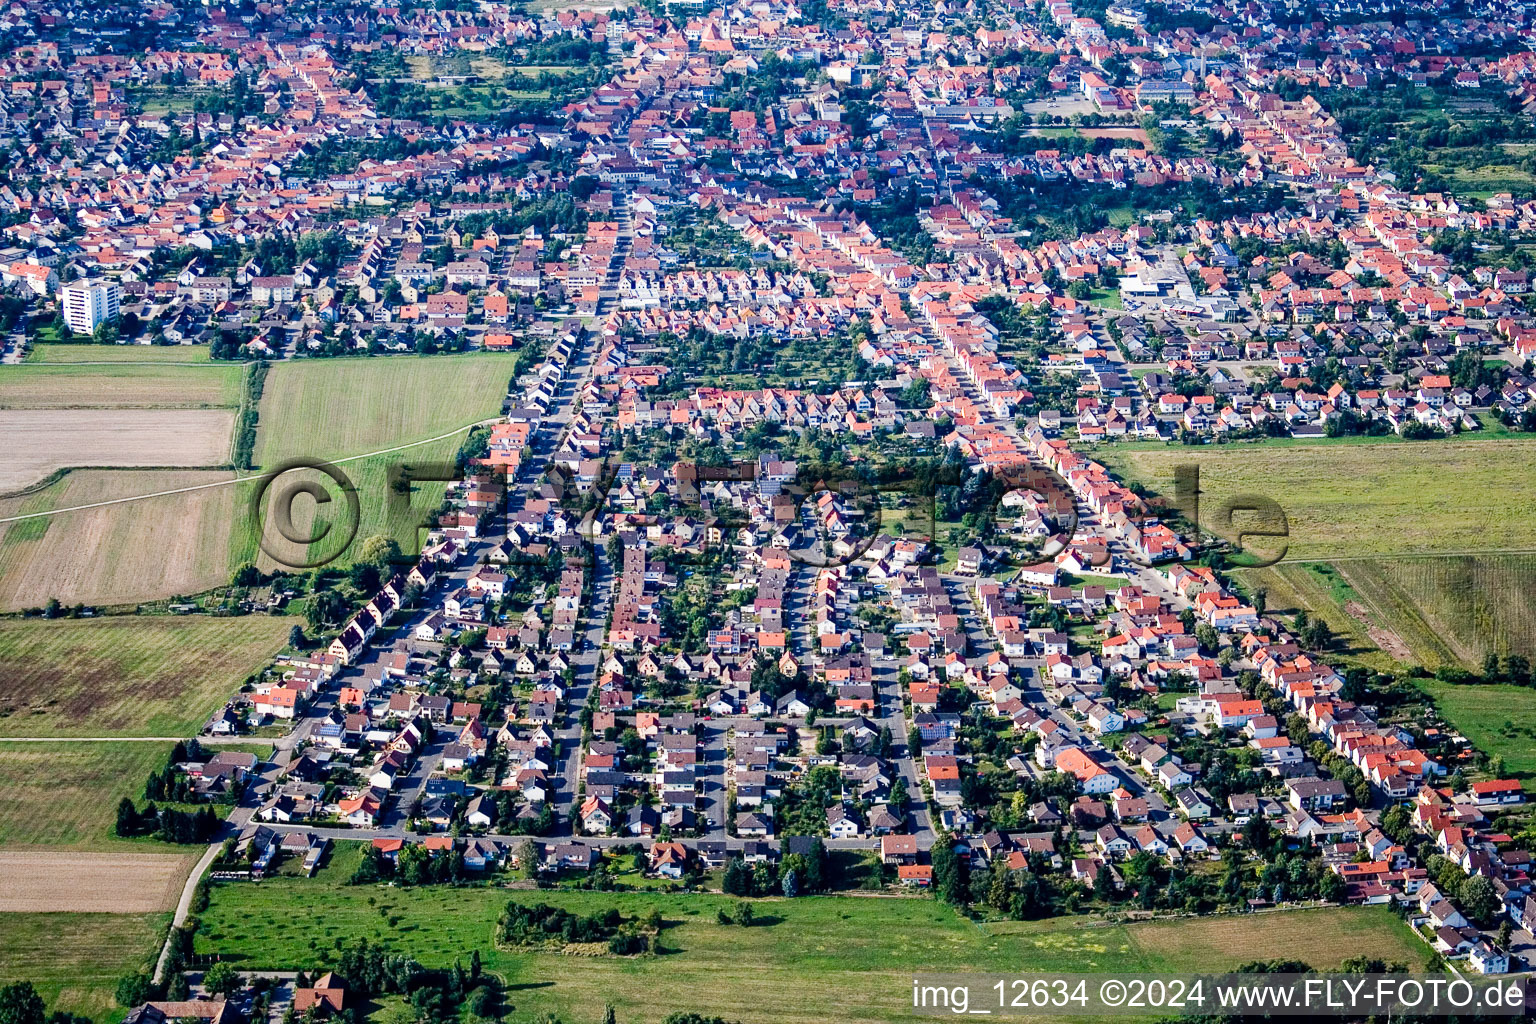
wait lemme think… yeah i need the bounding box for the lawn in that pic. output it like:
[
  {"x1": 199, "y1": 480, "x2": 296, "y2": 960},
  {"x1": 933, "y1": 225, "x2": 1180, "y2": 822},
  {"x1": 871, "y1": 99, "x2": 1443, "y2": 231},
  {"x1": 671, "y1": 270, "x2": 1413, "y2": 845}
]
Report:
[
  {"x1": 28, "y1": 344, "x2": 212, "y2": 364},
  {"x1": 1414, "y1": 680, "x2": 1536, "y2": 786},
  {"x1": 252, "y1": 354, "x2": 517, "y2": 466},
  {"x1": 0, "y1": 363, "x2": 243, "y2": 409},
  {"x1": 1096, "y1": 439, "x2": 1536, "y2": 561},
  {"x1": 0, "y1": 615, "x2": 294, "y2": 736},
  {"x1": 0, "y1": 911, "x2": 169, "y2": 1023},
  {"x1": 195, "y1": 872, "x2": 1425, "y2": 1024}
]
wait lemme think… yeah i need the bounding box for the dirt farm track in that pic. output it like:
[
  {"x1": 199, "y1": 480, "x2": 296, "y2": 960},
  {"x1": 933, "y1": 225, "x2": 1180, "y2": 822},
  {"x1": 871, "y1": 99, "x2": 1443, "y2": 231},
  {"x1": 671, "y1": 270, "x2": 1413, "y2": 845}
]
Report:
[{"x1": 0, "y1": 849, "x2": 192, "y2": 913}]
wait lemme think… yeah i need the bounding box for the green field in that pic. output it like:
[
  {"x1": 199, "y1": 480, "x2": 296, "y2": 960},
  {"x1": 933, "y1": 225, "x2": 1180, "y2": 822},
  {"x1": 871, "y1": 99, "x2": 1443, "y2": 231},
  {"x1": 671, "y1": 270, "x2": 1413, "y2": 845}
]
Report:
[
  {"x1": 28, "y1": 344, "x2": 212, "y2": 364},
  {"x1": 195, "y1": 869, "x2": 1424, "y2": 1024},
  {"x1": 0, "y1": 615, "x2": 295, "y2": 737},
  {"x1": 1414, "y1": 680, "x2": 1536, "y2": 785},
  {"x1": 1097, "y1": 439, "x2": 1536, "y2": 561},
  {"x1": 0, "y1": 741, "x2": 178, "y2": 848},
  {"x1": 0, "y1": 363, "x2": 242, "y2": 409},
  {"x1": 252, "y1": 355, "x2": 516, "y2": 466},
  {"x1": 0, "y1": 911, "x2": 168, "y2": 1022}
]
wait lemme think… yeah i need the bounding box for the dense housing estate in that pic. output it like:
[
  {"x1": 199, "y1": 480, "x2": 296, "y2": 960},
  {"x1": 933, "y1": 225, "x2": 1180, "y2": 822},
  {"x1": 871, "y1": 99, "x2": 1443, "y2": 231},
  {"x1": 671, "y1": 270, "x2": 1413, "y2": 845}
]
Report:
[{"x1": 3, "y1": 0, "x2": 1536, "y2": 1014}]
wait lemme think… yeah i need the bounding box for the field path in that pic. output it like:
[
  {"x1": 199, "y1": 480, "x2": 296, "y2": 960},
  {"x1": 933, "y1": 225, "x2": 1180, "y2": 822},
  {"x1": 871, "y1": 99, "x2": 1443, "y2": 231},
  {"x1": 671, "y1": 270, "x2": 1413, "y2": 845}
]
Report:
[
  {"x1": 0, "y1": 417, "x2": 501, "y2": 525},
  {"x1": 154, "y1": 842, "x2": 222, "y2": 984},
  {"x1": 0, "y1": 735, "x2": 266, "y2": 743},
  {"x1": 1285, "y1": 547, "x2": 1536, "y2": 563}
]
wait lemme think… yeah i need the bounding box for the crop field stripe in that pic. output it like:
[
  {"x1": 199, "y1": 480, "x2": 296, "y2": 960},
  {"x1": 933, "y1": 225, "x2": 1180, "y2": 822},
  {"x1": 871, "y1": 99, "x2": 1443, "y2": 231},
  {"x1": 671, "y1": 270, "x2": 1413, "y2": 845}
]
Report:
[{"x1": 0, "y1": 420, "x2": 489, "y2": 525}]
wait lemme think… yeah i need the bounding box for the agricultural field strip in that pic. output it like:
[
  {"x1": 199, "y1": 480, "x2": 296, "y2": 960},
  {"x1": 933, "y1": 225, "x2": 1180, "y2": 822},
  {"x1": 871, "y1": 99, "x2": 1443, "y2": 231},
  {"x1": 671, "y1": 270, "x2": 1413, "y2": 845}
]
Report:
[
  {"x1": 0, "y1": 417, "x2": 498, "y2": 525},
  {"x1": 1281, "y1": 548, "x2": 1536, "y2": 563},
  {"x1": 0, "y1": 850, "x2": 190, "y2": 913}
]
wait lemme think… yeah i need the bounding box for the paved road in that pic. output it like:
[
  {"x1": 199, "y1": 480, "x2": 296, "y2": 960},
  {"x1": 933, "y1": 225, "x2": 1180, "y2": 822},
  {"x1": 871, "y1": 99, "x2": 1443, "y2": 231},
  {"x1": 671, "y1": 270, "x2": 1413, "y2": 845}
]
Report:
[{"x1": 154, "y1": 842, "x2": 223, "y2": 984}]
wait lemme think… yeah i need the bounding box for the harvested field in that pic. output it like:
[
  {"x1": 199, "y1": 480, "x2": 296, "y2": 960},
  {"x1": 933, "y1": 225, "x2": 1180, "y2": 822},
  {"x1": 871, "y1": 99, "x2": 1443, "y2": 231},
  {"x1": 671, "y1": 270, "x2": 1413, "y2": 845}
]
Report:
[
  {"x1": 0, "y1": 616, "x2": 293, "y2": 736},
  {"x1": 0, "y1": 469, "x2": 243, "y2": 609},
  {"x1": 0, "y1": 409, "x2": 235, "y2": 491},
  {"x1": 0, "y1": 363, "x2": 242, "y2": 408},
  {"x1": 0, "y1": 850, "x2": 190, "y2": 912}
]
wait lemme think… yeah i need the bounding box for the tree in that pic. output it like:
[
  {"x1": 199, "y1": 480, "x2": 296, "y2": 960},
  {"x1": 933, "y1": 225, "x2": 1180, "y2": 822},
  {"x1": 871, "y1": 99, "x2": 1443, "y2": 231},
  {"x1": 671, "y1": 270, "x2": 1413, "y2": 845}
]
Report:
[
  {"x1": 721, "y1": 856, "x2": 752, "y2": 896},
  {"x1": 0, "y1": 983, "x2": 45, "y2": 1024},
  {"x1": 115, "y1": 797, "x2": 139, "y2": 837},
  {"x1": 1460, "y1": 874, "x2": 1500, "y2": 927},
  {"x1": 288, "y1": 624, "x2": 307, "y2": 650},
  {"x1": 781, "y1": 868, "x2": 799, "y2": 898},
  {"x1": 202, "y1": 963, "x2": 241, "y2": 997},
  {"x1": 164, "y1": 974, "x2": 190, "y2": 1001},
  {"x1": 931, "y1": 836, "x2": 968, "y2": 906},
  {"x1": 731, "y1": 902, "x2": 755, "y2": 927},
  {"x1": 358, "y1": 535, "x2": 403, "y2": 570},
  {"x1": 1194, "y1": 623, "x2": 1219, "y2": 652},
  {"x1": 517, "y1": 840, "x2": 539, "y2": 879},
  {"x1": 115, "y1": 975, "x2": 157, "y2": 1009}
]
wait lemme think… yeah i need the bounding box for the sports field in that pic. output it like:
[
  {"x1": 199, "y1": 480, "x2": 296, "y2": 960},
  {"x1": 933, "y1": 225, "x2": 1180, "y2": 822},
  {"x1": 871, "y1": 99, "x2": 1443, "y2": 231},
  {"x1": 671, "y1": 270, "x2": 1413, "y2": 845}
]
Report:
[
  {"x1": 0, "y1": 469, "x2": 244, "y2": 610},
  {"x1": 195, "y1": 870, "x2": 1424, "y2": 1024},
  {"x1": 0, "y1": 615, "x2": 293, "y2": 736},
  {"x1": 1096, "y1": 439, "x2": 1536, "y2": 560},
  {"x1": 253, "y1": 354, "x2": 516, "y2": 466},
  {"x1": 0, "y1": 911, "x2": 168, "y2": 1022}
]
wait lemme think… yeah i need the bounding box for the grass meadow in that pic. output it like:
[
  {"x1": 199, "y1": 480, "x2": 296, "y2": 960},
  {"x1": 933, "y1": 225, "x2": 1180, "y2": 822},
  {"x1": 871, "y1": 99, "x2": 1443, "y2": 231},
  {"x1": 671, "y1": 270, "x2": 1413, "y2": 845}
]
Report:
[{"x1": 194, "y1": 865, "x2": 1425, "y2": 1024}]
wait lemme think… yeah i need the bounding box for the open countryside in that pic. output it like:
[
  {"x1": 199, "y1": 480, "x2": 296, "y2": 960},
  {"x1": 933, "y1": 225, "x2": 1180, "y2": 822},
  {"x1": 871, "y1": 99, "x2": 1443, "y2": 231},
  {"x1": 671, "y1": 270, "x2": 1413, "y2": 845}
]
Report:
[
  {"x1": 0, "y1": 412, "x2": 236, "y2": 493},
  {"x1": 0, "y1": 913, "x2": 168, "y2": 1023},
  {"x1": 196, "y1": 879, "x2": 1424, "y2": 1024},
  {"x1": 5, "y1": 0, "x2": 1536, "y2": 1022},
  {"x1": 1095, "y1": 439, "x2": 1536, "y2": 561}
]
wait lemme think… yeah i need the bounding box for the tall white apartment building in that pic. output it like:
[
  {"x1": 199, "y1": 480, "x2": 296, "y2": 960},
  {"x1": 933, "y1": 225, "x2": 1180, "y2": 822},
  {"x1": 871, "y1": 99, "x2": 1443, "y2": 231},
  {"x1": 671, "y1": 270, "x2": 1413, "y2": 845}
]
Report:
[{"x1": 61, "y1": 279, "x2": 120, "y2": 335}]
